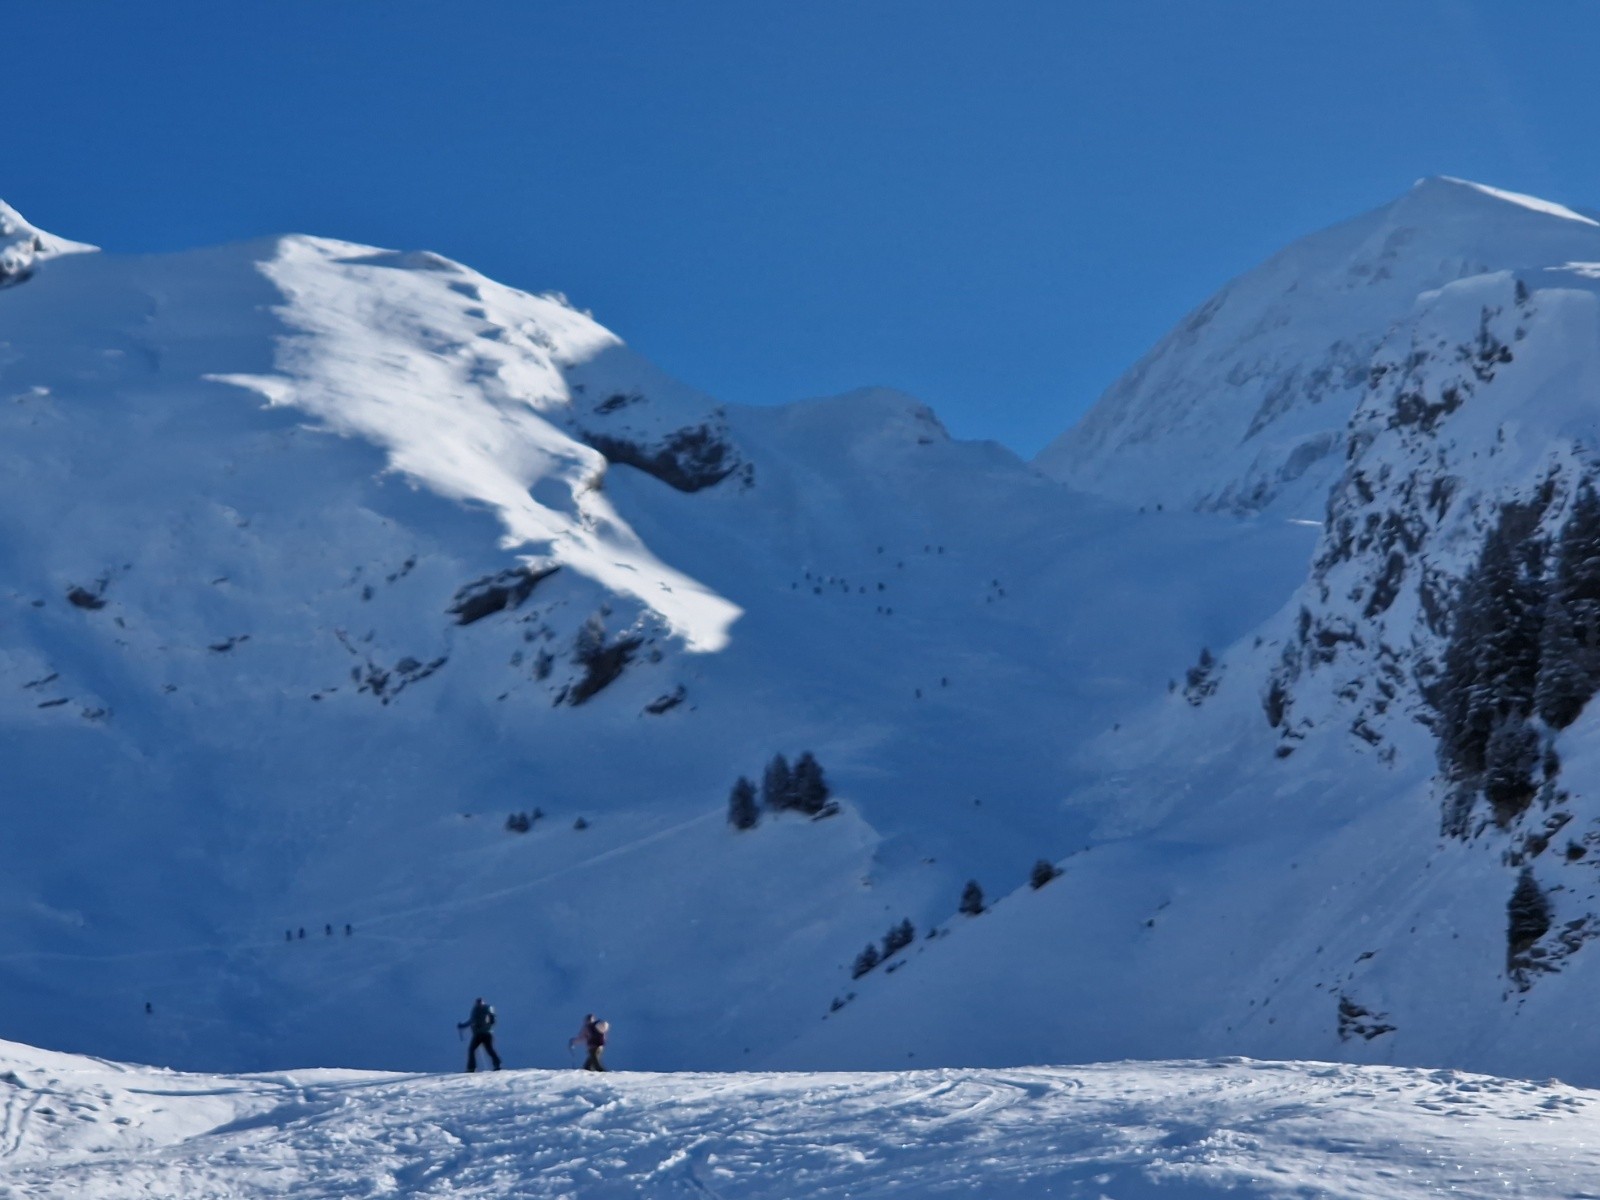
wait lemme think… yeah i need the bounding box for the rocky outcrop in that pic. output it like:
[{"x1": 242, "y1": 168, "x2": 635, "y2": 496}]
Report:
[{"x1": 581, "y1": 423, "x2": 741, "y2": 493}]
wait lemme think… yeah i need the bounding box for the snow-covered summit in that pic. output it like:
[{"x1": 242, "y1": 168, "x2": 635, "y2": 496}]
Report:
[
  {"x1": 1036, "y1": 176, "x2": 1600, "y2": 516},
  {"x1": 0, "y1": 198, "x2": 96, "y2": 285}
]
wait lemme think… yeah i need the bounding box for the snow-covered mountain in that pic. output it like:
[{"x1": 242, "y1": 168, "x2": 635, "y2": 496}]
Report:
[
  {"x1": 801, "y1": 181, "x2": 1600, "y2": 1086},
  {"x1": 1035, "y1": 178, "x2": 1600, "y2": 517},
  {"x1": 0, "y1": 199, "x2": 94, "y2": 286},
  {"x1": 0, "y1": 205, "x2": 1309, "y2": 1074},
  {"x1": 10, "y1": 177, "x2": 1600, "y2": 1091}
]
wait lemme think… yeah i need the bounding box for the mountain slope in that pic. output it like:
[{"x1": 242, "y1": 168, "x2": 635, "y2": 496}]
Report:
[
  {"x1": 0, "y1": 205, "x2": 1314, "y2": 1074},
  {"x1": 1036, "y1": 177, "x2": 1600, "y2": 517},
  {"x1": 801, "y1": 190, "x2": 1600, "y2": 1086}
]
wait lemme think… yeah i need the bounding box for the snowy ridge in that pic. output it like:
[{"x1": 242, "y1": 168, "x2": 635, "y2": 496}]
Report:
[
  {"x1": 1037, "y1": 176, "x2": 1600, "y2": 516},
  {"x1": 0, "y1": 199, "x2": 95, "y2": 285},
  {"x1": 216, "y1": 236, "x2": 741, "y2": 650},
  {"x1": 2, "y1": 1039, "x2": 1597, "y2": 1198}
]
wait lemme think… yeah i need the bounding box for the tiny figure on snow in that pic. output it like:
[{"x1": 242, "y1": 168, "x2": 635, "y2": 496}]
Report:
[
  {"x1": 297, "y1": 927, "x2": 306, "y2": 939},
  {"x1": 457, "y1": 996, "x2": 502, "y2": 1072},
  {"x1": 324, "y1": 924, "x2": 332, "y2": 937},
  {"x1": 570, "y1": 1012, "x2": 609, "y2": 1071},
  {"x1": 144, "y1": 1001, "x2": 152, "y2": 1015},
  {"x1": 344, "y1": 923, "x2": 352, "y2": 936}
]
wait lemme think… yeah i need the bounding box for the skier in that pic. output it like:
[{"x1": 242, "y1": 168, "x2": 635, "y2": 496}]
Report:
[
  {"x1": 569, "y1": 1012, "x2": 609, "y2": 1071},
  {"x1": 457, "y1": 997, "x2": 502, "y2": 1072}
]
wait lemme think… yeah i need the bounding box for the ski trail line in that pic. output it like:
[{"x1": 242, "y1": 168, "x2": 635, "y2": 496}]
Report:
[
  {"x1": 0, "y1": 1085, "x2": 39, "y2": 1159},
  {"x1": 355, "y1": 807, "x2": 723, "y2": 929},
  {"x1": 0, "y1": 808, "x2": 721, "y2": 971}
]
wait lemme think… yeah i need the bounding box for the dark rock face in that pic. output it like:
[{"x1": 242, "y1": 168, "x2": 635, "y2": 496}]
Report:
[
  {"x1": 1337, "y1": 994, "x2": 1396, "y2": 1042},
  {"x1": 581, "y1": 425, "x2": 738, "y2": 493},
  {"x1": 567, "y1": 634, "x2": 642, "y2": 706},
  {"x1": 66, "y1": 586, "x2": 106, "y2": 610},
  {"x1": 643, "y1": 686, "x2": 686, "y2": 715},
  {"x1": 448, "y1": 565, "x2": 559, "y2": 625}
]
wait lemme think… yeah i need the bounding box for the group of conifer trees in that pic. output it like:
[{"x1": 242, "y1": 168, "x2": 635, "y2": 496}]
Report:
[
  {"x1": 727, "y1": 752, "x2": 834, "y2": 829},
  {"x1": 1438, "y1": 484, "x2": 1600, "y2": 832}
]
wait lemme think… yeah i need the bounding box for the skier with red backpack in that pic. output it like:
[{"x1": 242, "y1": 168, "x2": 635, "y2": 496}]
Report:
[{"x1": 569, "y1": 1012, "x2": 609, "y2": 1071}]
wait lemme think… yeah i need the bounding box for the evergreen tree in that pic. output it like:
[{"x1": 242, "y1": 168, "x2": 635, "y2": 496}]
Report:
[
  {"x1": 791, "y1": 751, "x2": 831, "y2": 815},
  {"x1": 960, "y1": 880, "x2": 985, "y2": 916},
  {"x1": 1507, "y1": 867, "x2": 1553, "y2": 972},
  {"x1": 727, "y1": 776, "x2": 759, "y2": 831},
  {"x1": 1539, "y1": 485, "x2": 1600, "y2": 728},
  {"x1": 1484, "y1": 717, "x2": 1540, "y2": 825},
  {"x1": 851, "y1": 943, "x2": 880, "y2": 978},
  {"x1": 881, "y1": 918, "x2": 915, "y2": 959},
  {"x1": 761, "y1": 754, "x2": 792, "y2": 810},
  {"x1": 1030, "y1": 859, "x2": 1062, "y2": 890},
  {"x1": 1437, "y1": 501, "x2": 1547, "y2": 781}
]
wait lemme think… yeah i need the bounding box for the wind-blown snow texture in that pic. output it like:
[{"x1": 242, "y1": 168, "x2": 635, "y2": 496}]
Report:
[
  {"x1": 4, "y1": 1040, "x2": 1597, "y2": 1199},
  {"x1": 9, "y1": 176, "x2": 1600, "y2": 1102}
]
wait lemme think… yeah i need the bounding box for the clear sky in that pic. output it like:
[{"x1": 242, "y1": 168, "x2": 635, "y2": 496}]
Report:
[{"x1": 6, "y1": 1, "x2": 1599, "y2": 455}]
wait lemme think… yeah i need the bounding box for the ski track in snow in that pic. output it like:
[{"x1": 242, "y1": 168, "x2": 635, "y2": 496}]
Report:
[
  {"x1": 0, "y1": 807, "x2": 723, "y2": 972},
  {"x1": 1, "y1": 1048, "x2": 1598, "y2": 1198}
]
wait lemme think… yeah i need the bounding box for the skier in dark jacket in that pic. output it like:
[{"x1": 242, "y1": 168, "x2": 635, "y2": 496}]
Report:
[
  {"x1": 458, "y1": 997, "x2": 502, "y2": 1072},
  {"x1": 569, "y1": 1012, "x2": 609, "y2": 1071}
]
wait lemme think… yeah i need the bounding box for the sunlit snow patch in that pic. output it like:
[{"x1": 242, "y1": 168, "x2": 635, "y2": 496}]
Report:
[{"x1": 211, "y1": 236, "x2": 740, "y2": 651}]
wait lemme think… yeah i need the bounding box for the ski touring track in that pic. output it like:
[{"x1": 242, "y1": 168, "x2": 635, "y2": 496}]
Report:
[{"x1": 0, "y1": 806, "x2": 724, "y2": 974}]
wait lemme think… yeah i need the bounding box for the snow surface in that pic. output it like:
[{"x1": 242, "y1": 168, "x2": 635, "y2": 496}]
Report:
[{"x1": 3, "y1": 1040, "x2": 1598, "y2": 1199}]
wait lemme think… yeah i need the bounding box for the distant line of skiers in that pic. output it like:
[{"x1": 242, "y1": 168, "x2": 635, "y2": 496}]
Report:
[
  {"x1": 456, "y1": 997, "x2": 609, "y2": 1074},
  {"x1": 284, "y1": 924, "x2": 353, "y2": 939}
]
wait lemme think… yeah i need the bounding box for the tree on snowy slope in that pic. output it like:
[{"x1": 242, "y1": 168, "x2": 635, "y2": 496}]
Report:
[
  {"x1": 881, "y1": 918, "x2": 915, "y2": 959},
  {"x1": 1437, "y1": 499, "x2": 1548, "y2": 829},
  {"x1": 761, "y1": 755, "x2": 792, "y2": 811},
  {"x1": 1538, "y1": 486, "x2": 1600, "y2": 729},
  {"x1": 790, "y1": 752, "x2": 831, "y2": 815},
  {"x1": 960, "y1": 880, "x2": 985, "y2": 916},
  {"x1": 728, "y1": 776, "x2": 759, "y2": 831}
]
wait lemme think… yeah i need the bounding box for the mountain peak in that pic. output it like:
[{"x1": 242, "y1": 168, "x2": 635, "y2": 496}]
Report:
[
  {"x1": 1036, "y1": 178, "x2": 1600, "y2": 516},
  {"x1": 0, "y1": 199, "x2": 97, "y2": 284},
  {"x1": 1400, "y1": 175, "x2": 1600, "y2": 227}
]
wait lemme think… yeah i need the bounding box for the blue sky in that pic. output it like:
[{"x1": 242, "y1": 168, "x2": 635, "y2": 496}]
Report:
[{"x1": 6, "y1": 1, "x2": 1598, "y2": 454}]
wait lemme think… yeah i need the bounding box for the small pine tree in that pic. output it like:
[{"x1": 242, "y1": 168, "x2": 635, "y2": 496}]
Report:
[
  {"x1": 1030, "y1": 859, "x2": 1062, "y2": 890},
  {"x1": 851, "y1": 943, "x2": 881, "y2": 979},
  {"x1": 882, "y1": 918, "x2": 915, "y2": 957},
  {"x1": 1507, "y1": 867, "x2": 1553, "y2": 983},
  {"x1": 791, "y1": 751, "x2": 831, "y2": 815},
  {"x1": 728, "y1": 776, "x2": 759, "y2": 831},
  {"x1": 960, "y1": 879, "x2": 985, "y2": 916},
  {"x1": 762, "y1": 754, "x2": 793, "y2": 810}
]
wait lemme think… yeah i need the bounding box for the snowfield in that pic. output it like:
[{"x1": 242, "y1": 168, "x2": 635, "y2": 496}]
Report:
[{"x1": 3, "y1": 1041, "x2": 1597, "y2": 1199}]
